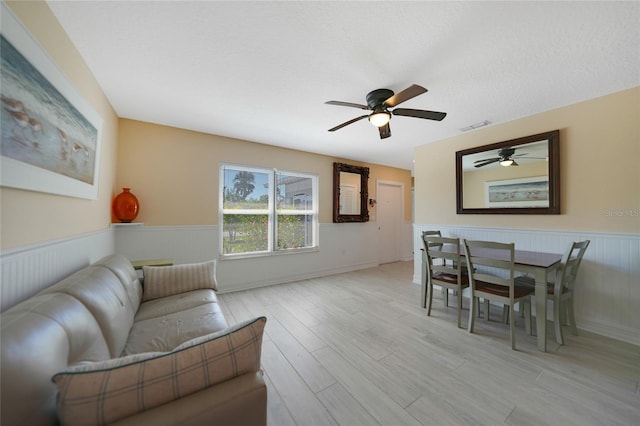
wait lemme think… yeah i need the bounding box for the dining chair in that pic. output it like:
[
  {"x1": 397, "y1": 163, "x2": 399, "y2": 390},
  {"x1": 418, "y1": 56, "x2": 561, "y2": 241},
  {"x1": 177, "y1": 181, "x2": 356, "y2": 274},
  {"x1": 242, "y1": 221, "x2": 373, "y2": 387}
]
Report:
[
  {"x1": 424, "y1": 236, "x2": 469, "y2": 328},
  {"x1": 518, "y1": 240, "x2": 590, "y2": 345},
  {"x1": 463, "y1": 239, "x2": 534, "y2": 350},
  {"x1": 420, "y1": 230, "x2": 442, "y2": 308}
]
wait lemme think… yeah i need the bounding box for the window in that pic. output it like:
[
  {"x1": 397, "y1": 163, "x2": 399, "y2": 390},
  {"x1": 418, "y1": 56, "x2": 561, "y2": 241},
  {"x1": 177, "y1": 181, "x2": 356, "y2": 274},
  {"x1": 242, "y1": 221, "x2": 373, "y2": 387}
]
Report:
[{"x1": 220, "y1": 164, "x2": 317, "y2": 257}]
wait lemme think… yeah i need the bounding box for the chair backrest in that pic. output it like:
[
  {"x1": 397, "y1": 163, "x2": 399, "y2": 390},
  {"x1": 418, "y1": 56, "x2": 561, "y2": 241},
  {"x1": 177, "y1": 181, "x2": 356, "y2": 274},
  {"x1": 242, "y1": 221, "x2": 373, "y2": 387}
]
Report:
[
  {"x1": 557, "y1": 240, "x2": 590, "y2": 292},
  {"x1": 421, "y1": 230, "x2": 442, "y2": 263},
  {"x1": 421, "y1": 230, "x2": 442, "y2": 249},
  {"x1": 424, "y1": 236, "x2": 461, "y2": 282},
  {"x1": 463, "y1": 240, "x2": 515, "y2": 297}
]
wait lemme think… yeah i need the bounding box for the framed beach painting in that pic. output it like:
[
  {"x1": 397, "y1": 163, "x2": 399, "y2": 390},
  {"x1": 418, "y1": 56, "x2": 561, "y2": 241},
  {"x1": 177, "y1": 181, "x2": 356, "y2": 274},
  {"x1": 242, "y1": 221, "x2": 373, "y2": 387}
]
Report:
[
  {"x1": 0, "y1": 3, "x2": 103, "y2": 200},
  {"x1": 484, "y1": 176, "x2": 549, "y2": 208}
]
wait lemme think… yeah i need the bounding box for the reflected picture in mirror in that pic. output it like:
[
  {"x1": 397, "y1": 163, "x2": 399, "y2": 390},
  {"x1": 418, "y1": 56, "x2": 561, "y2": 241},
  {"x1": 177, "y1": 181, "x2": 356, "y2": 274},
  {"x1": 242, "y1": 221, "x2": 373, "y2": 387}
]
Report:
[
  {"x1": 333, "y1": 162, "x2": 369, "y2": 222},
  {"x1": 456, "y1": 130, "x2": 560, "y2": 214}
]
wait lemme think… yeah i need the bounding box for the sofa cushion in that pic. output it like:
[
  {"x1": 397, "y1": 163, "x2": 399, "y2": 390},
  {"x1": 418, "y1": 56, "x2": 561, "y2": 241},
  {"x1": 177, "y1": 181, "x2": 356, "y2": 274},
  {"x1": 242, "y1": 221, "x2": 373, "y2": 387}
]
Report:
[
  {"x1": 93, "y1": 254, "x2": 143, "y2": 314},
  {"x1": 39, "y1": 265, "x2": 135, "y2": 358},
  {"x1": 122, "y1": 293, "x2": 228, "y2": 355},
  {"x1": 1, "y1": 293, "x2": 111, "y2": 426},
  {"x1": 52, "y1": 316, "x2": 266, "y2": 426},
  {"x1": 134, "y1": 289, "x2": 219, "y2": 322},
  {"x1": 142, "y1": 260, "x2": 217, "y2": 302}
]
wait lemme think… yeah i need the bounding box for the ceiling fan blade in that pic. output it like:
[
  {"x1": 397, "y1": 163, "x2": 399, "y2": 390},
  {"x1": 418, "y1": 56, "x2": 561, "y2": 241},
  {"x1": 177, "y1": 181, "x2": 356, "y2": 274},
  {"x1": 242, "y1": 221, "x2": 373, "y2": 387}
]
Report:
[
  {"x1": 328, "y1": 114, "x2": 369, "y2": 132},
  {"x1": 325, "y1": 100, "x2": 371, "y2": 110},
  {"x1": 392, "y1": 108, "x2": 447, "y2": 121},
  {"x1": 384, "y1": 84, "x2": 427, "y2": 107},
  {"x1": 474, "y1": 158, "x2": 501, "y2": 168},
  {"x1": 511, "y1": 160, "x2": 519, "y2": 166},
  {"x1": 378, "y1": 123, "x2": 391, "y2": 139},
  {"x1": 474, "y1": 157, "x2": 500, "y2": 163}
]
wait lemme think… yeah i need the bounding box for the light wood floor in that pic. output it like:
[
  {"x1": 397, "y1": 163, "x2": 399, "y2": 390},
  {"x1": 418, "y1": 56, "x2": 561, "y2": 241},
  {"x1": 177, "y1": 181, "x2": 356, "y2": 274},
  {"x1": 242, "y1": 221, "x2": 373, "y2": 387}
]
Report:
[{"x1": 217, "y1": 261, "x2": 640, "y2": 426}]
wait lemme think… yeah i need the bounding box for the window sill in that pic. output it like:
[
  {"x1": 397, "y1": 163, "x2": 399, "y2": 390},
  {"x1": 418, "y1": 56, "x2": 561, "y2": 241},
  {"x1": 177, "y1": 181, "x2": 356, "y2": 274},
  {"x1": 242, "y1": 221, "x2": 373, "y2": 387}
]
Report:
[{"x1": 219, "y1": 246, "x2": 319, "y2": 261}]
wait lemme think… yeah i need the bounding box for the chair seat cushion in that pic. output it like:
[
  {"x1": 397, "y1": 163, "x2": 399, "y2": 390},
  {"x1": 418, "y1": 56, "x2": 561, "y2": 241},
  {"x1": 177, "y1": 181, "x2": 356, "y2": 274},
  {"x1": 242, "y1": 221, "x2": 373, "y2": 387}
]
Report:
[
  {"x1": 475, "y1": 281, "x2": 534, "y2": 299},
  {"x1": 433, "y1": 272, "x2": 469, "y2": 286}
]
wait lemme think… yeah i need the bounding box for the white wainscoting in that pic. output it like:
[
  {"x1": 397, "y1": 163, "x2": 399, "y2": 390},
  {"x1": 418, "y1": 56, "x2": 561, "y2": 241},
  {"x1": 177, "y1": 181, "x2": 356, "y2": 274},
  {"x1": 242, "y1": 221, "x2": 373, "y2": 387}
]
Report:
[
  {"x1": 400, "y1": 220, "x2": 414, "y2": 261},
  {"x1": 413, "y1": 224, "x2": 640, "y2": 346},
  {"x1": 113, "y1": 225, "x2": 219, "y2": 265},
  {"x1": 0, "y1": 229, "x2": 114, "y2": 312},
  {"x1": 1, "y1": 220, "x2": 414, "y2": 312},
  {"x1": 114, "y1": 223, "x2": 391, "y2": 293}
]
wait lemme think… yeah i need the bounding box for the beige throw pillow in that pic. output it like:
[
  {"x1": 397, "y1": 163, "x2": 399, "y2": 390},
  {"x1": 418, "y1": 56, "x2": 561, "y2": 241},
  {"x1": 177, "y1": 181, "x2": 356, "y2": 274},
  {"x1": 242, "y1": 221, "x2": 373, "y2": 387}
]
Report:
[
  {"x1": 52, "y1": 316, "x2": 266, "y2": 426},
  {"x1": 142, "y1": 260, "x2": 217, "y2": 301}
]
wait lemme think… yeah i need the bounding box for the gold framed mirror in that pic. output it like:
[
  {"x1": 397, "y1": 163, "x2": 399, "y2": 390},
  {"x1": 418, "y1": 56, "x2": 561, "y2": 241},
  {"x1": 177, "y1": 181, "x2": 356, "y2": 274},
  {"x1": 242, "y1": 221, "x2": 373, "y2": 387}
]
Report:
[{"x1": 333, "y1": 162, "x2": 369, "y2": 222}]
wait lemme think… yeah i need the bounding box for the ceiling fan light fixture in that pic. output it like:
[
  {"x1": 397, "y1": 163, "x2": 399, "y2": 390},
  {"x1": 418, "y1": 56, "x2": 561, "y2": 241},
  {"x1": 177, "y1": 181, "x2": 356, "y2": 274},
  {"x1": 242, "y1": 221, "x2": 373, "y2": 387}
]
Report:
[
  {"x1": 500, "y1": 159, "x2": 514, "y2": 167},
  {"x1": 368, "y1": 111, "x2": 391, "y2": 127},
  {"x1": 326, "y1": 84, "x2": 445, "y2": 139}
]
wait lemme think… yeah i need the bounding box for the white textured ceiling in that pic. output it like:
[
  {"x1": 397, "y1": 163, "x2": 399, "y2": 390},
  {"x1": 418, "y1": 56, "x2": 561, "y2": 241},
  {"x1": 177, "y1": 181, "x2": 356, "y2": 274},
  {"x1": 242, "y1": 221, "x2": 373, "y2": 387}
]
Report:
[{"x1": 47, "y1": 1, "x2": 639, "y2": 170}]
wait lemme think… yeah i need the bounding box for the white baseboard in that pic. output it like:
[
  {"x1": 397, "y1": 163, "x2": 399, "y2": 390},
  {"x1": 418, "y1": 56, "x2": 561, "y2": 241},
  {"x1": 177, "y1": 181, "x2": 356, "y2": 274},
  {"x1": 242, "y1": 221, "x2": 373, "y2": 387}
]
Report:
[
  {"x1": 216, "y1": 260, "x2": 379, "y2": 294},
  {"x1": 577, "y1": 319, "x2": 640, "y2": 348}
]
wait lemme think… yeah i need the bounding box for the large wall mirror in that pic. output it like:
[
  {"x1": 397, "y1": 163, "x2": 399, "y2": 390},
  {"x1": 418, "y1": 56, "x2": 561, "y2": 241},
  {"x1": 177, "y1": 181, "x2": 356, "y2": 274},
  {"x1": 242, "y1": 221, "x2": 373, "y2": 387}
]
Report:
[
  {"x1": 456, "y1": 130, "x2": 560, "y2": 214},
  {"x1": 333, "y1": 162, "x2": 369, "y2": 222}
]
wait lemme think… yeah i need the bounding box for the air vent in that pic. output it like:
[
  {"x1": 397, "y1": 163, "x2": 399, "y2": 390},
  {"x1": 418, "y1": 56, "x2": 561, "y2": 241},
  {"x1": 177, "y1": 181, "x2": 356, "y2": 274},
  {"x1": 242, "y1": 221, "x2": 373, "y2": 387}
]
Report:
[{"x1": 460, "y1": 120, "x2": 491, "y2": 132}]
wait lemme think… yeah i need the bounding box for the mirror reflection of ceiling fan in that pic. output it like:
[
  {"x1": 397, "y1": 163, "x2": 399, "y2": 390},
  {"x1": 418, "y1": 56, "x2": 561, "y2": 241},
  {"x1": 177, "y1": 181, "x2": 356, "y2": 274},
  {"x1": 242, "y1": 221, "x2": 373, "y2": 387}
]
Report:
[
  {"x1": 325, "y1": 84, "x2": 446, "y2": 139},
  {"x1": 474, "y1": 147, "x2": 546, "y2": 168}
]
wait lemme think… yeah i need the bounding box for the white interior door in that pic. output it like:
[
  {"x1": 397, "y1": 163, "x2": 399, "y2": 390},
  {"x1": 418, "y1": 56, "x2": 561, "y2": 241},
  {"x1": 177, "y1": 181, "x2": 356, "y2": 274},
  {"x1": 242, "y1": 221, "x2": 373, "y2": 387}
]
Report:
[{"x1": 377, "y1": 181, "x2": 403, "y2": 264}]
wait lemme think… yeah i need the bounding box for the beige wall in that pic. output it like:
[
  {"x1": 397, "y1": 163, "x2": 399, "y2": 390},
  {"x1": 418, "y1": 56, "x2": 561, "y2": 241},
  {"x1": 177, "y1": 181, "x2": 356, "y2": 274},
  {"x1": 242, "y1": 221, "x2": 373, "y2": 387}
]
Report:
[
  {"x1": 415, "y1": 87, "x2": 640, "y2": 233},
  {"x1": 117, "y1": 119, "x2": 412, "y2": 225},
  {"x1": 1, "y1": 1, "x2": 118, "y2": 250},
  {"x1": 0, "y1": 1, "x2": 410, "y2": 251},
  {"x1": 7, "y1": 1, "x2": 633, "y2": 253}
]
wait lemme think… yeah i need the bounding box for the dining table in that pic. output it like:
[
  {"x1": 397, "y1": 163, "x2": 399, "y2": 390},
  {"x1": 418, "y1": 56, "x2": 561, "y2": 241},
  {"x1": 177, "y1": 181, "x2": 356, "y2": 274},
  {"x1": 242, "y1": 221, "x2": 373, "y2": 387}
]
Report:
[{"x1": 421, "y1": 245, "x2": 563, "y2": 352}]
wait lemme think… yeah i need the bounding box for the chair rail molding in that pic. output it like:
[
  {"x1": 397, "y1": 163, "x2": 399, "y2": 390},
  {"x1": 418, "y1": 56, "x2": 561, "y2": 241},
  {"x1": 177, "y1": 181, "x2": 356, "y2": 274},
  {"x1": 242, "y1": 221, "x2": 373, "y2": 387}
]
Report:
[{"x1": 413, "y1": 224, "x2": 640, "y2": 346}]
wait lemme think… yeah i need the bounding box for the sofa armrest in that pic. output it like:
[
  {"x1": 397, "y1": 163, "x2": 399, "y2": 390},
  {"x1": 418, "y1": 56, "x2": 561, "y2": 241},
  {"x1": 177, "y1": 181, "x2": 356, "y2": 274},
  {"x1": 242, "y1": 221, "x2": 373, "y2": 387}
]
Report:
[{"x1": 110, "y1": 372, "x2": 267, "y2": 426}]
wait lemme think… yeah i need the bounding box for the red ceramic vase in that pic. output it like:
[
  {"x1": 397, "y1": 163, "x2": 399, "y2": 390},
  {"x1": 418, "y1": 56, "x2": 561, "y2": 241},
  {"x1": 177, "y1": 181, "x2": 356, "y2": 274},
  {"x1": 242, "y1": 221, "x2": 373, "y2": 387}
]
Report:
[{"x1": 112, "y1": 188, "x2": 139, "y2": 223}]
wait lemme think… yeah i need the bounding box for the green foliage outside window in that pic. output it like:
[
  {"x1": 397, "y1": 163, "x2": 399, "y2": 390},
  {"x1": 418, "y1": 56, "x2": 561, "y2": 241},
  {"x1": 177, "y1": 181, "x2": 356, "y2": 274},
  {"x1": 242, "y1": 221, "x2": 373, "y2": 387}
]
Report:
[
  {"x1": 277, "y1": 215, "x2": 309, "y2": 249},
  {"x1": 221, "y1": 165, "x2": 315, "y2": 255},
  {"x1": 223, "y1": 214, "x2": 268, "y2": 254}
]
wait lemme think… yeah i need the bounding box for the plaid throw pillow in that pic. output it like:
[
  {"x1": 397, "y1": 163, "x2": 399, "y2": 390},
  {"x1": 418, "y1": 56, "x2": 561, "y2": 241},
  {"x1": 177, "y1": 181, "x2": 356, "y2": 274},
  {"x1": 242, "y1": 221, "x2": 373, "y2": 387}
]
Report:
[
  {"x1": 52, "y1": 316, "x2": 266, "y2": 426},
  {"x1": 142, "y1": 260, "x2": 217, "y2": 301}
]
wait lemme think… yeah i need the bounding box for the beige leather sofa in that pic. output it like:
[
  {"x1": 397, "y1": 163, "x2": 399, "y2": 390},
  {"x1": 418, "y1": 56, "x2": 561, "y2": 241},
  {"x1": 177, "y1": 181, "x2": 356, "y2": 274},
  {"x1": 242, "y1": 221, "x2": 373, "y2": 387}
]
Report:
[{"x1": 0, "y1": 254, "x2": 267, "y2": 426}]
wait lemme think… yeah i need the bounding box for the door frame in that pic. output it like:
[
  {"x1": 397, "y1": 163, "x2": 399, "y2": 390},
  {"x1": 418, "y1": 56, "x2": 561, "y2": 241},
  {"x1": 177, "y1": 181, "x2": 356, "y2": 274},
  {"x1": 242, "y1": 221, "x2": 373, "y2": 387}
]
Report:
[{"x1": 376, "y1": 179, "x2": 405, "y2": 264}]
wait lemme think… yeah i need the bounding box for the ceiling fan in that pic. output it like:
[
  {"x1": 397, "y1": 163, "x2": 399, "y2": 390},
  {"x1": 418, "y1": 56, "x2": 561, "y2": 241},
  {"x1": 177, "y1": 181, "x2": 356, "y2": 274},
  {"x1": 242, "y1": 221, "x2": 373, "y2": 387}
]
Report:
[
  {"x1": 474, "y1": 147, "x2": 545, "y2": 168},
  {"x1": 325, "y1": 84, "x2": 446, "y2": 139}
]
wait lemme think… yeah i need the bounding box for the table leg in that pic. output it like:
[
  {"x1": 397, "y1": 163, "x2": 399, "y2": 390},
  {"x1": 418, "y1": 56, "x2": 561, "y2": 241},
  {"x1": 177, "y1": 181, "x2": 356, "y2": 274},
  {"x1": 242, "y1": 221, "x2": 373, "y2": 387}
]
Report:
[{"x1": 535, "y1": 270, "x2": 547, "y2": 352}]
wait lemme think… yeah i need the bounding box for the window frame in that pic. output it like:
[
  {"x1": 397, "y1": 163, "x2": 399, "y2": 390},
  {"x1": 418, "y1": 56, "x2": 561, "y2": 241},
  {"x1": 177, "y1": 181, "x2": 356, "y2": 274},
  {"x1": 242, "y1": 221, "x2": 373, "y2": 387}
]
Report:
[{"x1": 219, "y1": 163, "x2": 318, "y2": 259}]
